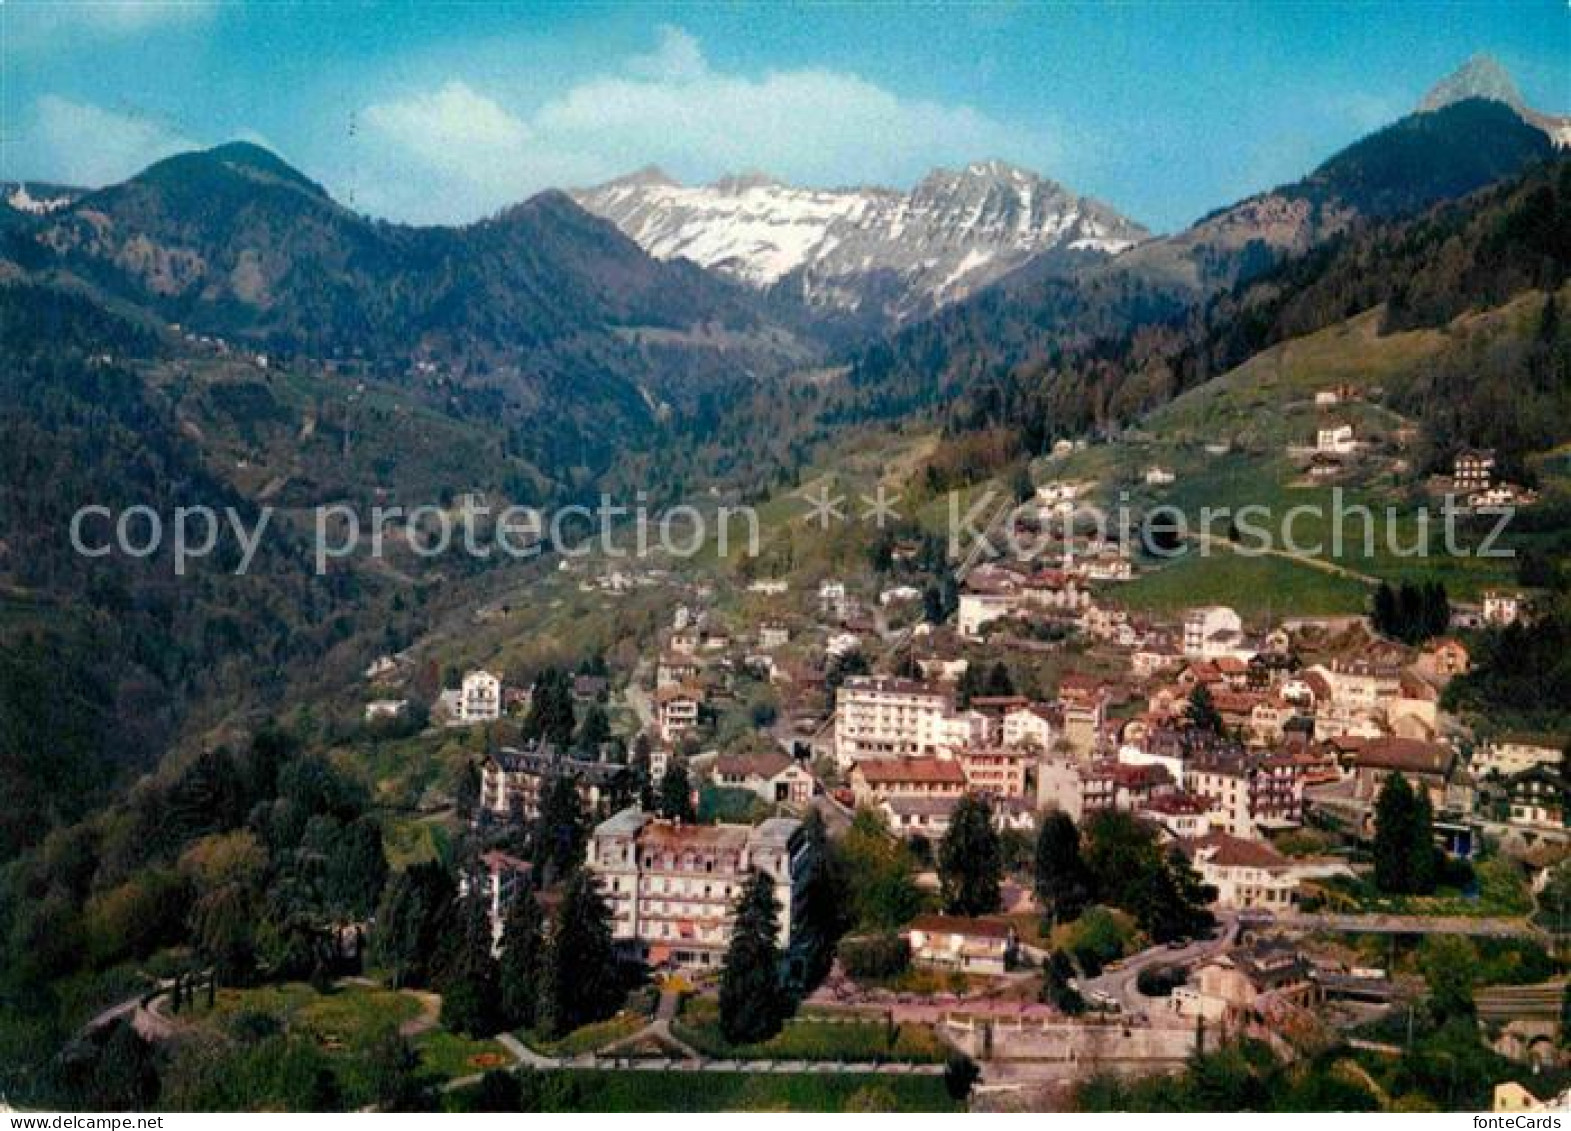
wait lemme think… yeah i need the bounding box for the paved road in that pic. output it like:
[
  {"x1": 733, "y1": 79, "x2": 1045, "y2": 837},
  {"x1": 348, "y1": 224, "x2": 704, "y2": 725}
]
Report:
[
  {"x1": 1075, "y1": 912, "x2": 1239, "y2": 1013},
  {"x1": 82, "y1": 980, "x2": 178, "y2": 1042}
]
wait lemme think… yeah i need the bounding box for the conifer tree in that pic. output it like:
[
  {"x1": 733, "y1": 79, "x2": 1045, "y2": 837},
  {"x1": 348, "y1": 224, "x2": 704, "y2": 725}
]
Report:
[
  {"x1": 498, "y1": 886, "x2": 546, "y2": 1029},
  {"x1": 1034, "y1": 810, "x2": 1091, "y2": 927},
  {"x1": 939, "y1": 795, "x2": 1002, "y2": 916},
  {"x1": 539, "y1": 870, "x2": 620, "y2": 1038},
  {"x1": 719, "y1": 870, "x2": 787, "y2": 1044}
]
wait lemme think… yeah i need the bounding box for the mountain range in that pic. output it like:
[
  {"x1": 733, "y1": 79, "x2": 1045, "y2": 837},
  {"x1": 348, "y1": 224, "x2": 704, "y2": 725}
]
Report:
[
  {"x1": 571, "y1": 161, "x2": 1147, "y2": 331},
  {"x1": 844, "y1": 84, "x2": 1564, "y2": 423},
  {"x1": 0, "y1": 51, "x2": 1567, "y2": 879},
  {"x1": 0, "y1": 55, "x2": 1563, "y2": 489},
  {"x1": 3, "y1": 141, "x2": 825, "y2": 486}
]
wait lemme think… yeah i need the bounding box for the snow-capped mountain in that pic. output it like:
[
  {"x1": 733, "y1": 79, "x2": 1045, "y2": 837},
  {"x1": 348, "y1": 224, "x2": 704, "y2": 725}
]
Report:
[{"x1": 571, "y1": 161, "x2": 1148, "y2": 326}]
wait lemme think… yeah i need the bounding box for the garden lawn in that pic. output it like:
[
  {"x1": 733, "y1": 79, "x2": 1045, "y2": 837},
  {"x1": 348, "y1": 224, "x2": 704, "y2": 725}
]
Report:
[
  {"x1": 673, "y1": 997, "x2": 950, "y2": 1063},
  {"x1": 519, "y1": 1011, "x2": 647, "y2": 1056},
  {"x1": 413, "y1": 1030, "x2": 511, "y2": 1079}
]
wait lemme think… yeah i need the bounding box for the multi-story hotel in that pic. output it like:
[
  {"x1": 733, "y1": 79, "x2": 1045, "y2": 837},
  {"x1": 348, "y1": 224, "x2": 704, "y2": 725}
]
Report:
[
  {"x1": 479, "y1": 744, "x2": 628, "y2": 822},
  {"x1": 833, "y1": 676, "x2": 981, "y2": 767},
  {"x1": 1183, "y1": 749, "x2": 1306, "y2": 839},
  {"x1": 586, "y1": 809, "x2": 809, "y2": 969}
]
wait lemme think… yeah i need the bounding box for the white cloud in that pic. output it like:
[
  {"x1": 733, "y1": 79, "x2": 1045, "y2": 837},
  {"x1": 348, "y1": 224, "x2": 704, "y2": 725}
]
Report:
[
  {"x1": 6, "y1": 0, "x2": 215, "y2": 49},
  {"x1": 363, "y1": 81, "x2": 532, "y2": 171},
  {"x1": 18, "y1": 95, "x2": 196, "y2": 185},
  {"x1": 625, "y1": 25, "x2": 708, "y2": 84},
  {"x1": 358, "y1": 27, "x2": 1062, "y2": 223}
]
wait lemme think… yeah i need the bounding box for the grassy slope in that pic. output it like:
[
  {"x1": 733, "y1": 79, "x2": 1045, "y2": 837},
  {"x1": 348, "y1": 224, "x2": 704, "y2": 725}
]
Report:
[{"x1": 1057, "y1": 294, "x2": 1565, "y2": 609}]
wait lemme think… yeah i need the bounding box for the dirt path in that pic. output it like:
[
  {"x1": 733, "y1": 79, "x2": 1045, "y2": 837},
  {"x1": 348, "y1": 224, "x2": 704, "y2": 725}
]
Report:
[{"x1": 399, "y1": 990, "x2": 441, "y2": 1037}]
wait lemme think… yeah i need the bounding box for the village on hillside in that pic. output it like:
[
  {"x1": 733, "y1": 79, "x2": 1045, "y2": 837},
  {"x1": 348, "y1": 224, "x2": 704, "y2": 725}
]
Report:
[{"x1": 340, "y1": 452, "x2": 1571, "y2": 1113}]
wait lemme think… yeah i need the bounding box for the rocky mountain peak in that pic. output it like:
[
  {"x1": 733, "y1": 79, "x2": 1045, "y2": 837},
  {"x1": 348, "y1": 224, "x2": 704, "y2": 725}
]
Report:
[
  {"x1": 1419, "y1": 53, "x2": 1525, "y2": 114},
  {"x1": 571, "y1": 161, "x2": 1147, "y2": 327}
]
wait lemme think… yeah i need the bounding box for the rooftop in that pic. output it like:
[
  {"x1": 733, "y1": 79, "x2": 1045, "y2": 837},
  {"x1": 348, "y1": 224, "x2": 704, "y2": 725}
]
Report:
[
  {"x1": 854, "y1": 757, "x2": 968, "y2": 785},
  {"x1": 905, "y1": 914, "x2": 1014, "y2": 939}
]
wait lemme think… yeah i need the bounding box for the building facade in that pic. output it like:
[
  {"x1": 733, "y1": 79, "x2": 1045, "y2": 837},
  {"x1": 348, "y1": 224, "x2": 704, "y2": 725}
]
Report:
[{"x1": 586, "y1": 810, "x2": 810, "y2": 968}]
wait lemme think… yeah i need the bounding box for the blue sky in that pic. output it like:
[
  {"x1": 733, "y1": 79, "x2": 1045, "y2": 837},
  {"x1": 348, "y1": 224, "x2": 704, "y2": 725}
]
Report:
[{"x1": 3, "y1": 1, "x2": 1566, "y2": 231}]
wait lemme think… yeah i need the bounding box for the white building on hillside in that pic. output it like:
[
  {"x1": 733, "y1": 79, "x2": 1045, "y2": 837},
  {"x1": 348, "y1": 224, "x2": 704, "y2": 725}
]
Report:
[
  {"x1": 587, "y1": 810, "x2": 809, "y2": 969},
  {"x1": 1316, "y1": 425, "x2": 1356, "y2": 454},
  {"x1": 1183, "y1": 606, "x2": 1244, "y2": 658},
  {"x1": 459, "y1": 669, "x2": 502, "y2": 723}
]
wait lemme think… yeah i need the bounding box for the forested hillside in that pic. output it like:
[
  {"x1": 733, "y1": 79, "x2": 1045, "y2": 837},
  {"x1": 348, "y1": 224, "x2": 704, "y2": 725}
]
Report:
[
  {"x1": 839, "y1": 100, "x2": 1557, "y2": 430},
  {"x1": 844, "y1": 156, "x2": 1571, "y2": 484},
  {"x1": 5, "y1": 142, "x2": 817, "y2": 492}
]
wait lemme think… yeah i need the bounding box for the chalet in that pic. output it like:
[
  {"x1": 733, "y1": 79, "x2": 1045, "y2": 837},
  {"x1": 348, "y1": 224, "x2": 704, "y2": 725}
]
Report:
[
  {"x1": 1314, "y1": 385, "x2": 1358, "y2": 407},
  {"x1": 1002, "y1": 703, "x2": 1059, "y2": 750},
  {"x1": 1212, "y1": 688, "x2": 1267, "y2": 730},
  {"x1": 657, "y1": 653, "x2": 703, "y2": 690},
  {"x1": 657, "y1": 686, "x2": 702, "y2": 743},
  {"x1": 1183, "y1": 606, "x2": 1244, "y2": 658},
  {"x1": 365, "y1": 654, "x2": 401, "y2": 681},
  {"x1": 881, "y1": 795, "x2": 957, "y2": 841},
  {"x1": 1483, "y1": 590, "x2": 1525, "y2": 626},
  {"x1": 1132, "y1": 636, "x2": 1183, "y2": 678},
  {"x1": 825, "y1": 631, "x2": 862, "y2": 659},
  {"x1": 1453, "y1": 447, "x2": 1496, "y2": 492},
  {"x1": 1139, "y1": 792, "x2": 1217, "y2": 840},
  {"x1": 1469, "y1": 484, "x2": 1538, "y2": 508},
  {"x1": 1415, "y1": 637, "x2": 1470, "y2": 681},
  {"x1": 1180, "y1": 832, "x2": 1346, "y2": 910},
  {"x1": 1145, "y1": 466, "x2": 1176, "y2": 486},
  {"x1": 364, "y1": 699, "x2": 408, "y2": 722},
  {"x1": 1307, "y1": 453, "x2": 1341, "y2": 479},
  {"x1": 1248, "y1": 697, "x2": 1300, "y2": 745},
  {"x1": 759, "y1": 621, "x2": 791, "y2": 649},
  {"x1": 1020, "y1": 569, "x2": 1093, "y2": 612},
  {"x1": 1172, "y1": 939, "x2": 1320, "y2": 1024},
  {"x1": 901, "y1": 915, "x2": 1018, "y2": 975},
  {"x1": 572, "y1": 674, "x2": 609, "y2": 702},
  {"x1": 958, "y1": 590, "x2": 1016, "y2": 638},
  {"x1": 1494, "y1": 1082, "x2": 1566, "y2": 1114},
  {"x1": 1507, "y1": 766, "x2": 1566, "y2": 831},
  {"x1": 1038, "y1": 757, "x2": 1173, "y2": 821}
]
